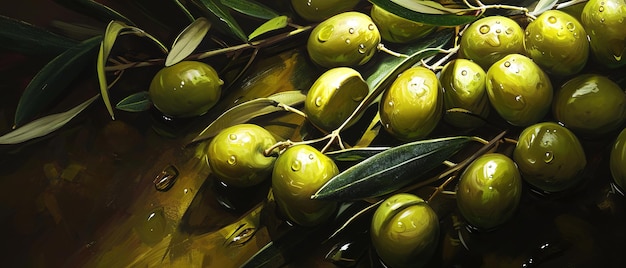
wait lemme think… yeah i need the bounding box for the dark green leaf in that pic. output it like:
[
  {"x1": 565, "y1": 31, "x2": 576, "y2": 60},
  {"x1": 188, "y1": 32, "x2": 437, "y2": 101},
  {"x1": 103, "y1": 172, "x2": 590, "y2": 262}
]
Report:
[
  {"x1": 248, "y1": 15, "x2": 288, "y2": 41},
  {"x1": 53, "y1": 0, "x2": 134, "y2": 25},
  {"x1": 326, "y1": 147, "x2": 389, "y2": 162},
  {"x1": 115, "y1": 91, "x2": 151, "y2": 112},
  {"x1": 172, "y1": 0, "x2": 196, "y2": 22},
  {"x1": 369, "y1": 0, "x2": 478, "y2": 26},
  {"x1": 312, "y1": 136, "x2": 473, "y2": 201},
  {"x1": 389, "y1": 0, "x2": 473, "y2": 15},
  {"x1": 14, "y1": 35, "x2": 102, "y2": 127},
  {"x1": 221, "y1": 0, "x2": 280, "y2": 20},
  {"x1": 530, "y1": 0, "x2": 558, "y2": 16},
  {"x1": 0, "y1": 15, "x2": 78, "y2": 55},
  {"x1": 166, "y1": 17, "x2": 211, "y2": 66},
  {"x1": 193, "y1": 0, "x2": 248, "y2": 42}
]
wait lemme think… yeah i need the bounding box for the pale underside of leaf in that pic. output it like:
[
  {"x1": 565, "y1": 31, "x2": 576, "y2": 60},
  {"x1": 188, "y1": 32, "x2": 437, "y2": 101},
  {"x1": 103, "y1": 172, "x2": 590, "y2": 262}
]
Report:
[
  {"x1": 248, "y1": 15, "x2": 288, "y2": 41},
  {"x1": 530, "y1": 0, "x2": 558, "y2": 16},
  {"x1": 369, "y1": 0, "x2": 477, "y2": 26},
  {"x1": 165, "y1": 17, "x2": 211, "y2": 67},
  {"x1": 115, "y1": 91, "x2": 151, "y2": 112}
]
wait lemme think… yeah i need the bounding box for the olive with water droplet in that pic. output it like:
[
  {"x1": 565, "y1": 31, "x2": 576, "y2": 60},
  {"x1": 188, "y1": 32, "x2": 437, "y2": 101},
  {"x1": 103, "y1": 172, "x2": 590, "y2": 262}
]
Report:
[
  {"x1": 610, "y1": 128, "x2": 626, "y2": 191},
  {"x1": 459, "y1": 16, "x2": 525, "y2": 69},
  {"x1": 581, "y1": 0, "x2": 626, "y2": 68},
  {"x1": 456, "y1": 153, "x2": 522, "y2": 231},
  {"x1": 207, "y1": 124, "x2": 277, "y2": 187},
  {"x1": 440, "y1": 59, "x2": 490, "y2": 128},
  {"x1": 513, "y1": 122, "x2": 587, "y2": 193},
  {"x1": 290, "y1": 0, "x2": 360, "y2": 22},
  {"x1": 370, "y1": 4, "x2": 436, "y2": 43},
  {"x1": 370, "y1": 193, "x2": 439, "y2": 268},
  {"x1": 271, "y1": 144, "x2": 339, "y2": 226},
  {"x1": 486, "y1": 54, "x2": 553, "y2": 126},
  {"x1": 304, "y1": 67, "x2": 369, "y2": 131}
]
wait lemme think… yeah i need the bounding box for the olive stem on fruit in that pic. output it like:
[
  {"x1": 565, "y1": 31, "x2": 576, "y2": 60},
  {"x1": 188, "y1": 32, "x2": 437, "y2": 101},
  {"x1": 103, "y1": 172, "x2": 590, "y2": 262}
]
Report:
[
  {"x1": 421, "y1": 46, "x2": 460, "y2": 71},
  {"x1": 428, "y1": 175, "x2": 457, "y2": 202},
  {"x1": 277, "y1": 103, "x2": 307, "y2": 119},
  {"x1": 555, "y1": 0, "x2": 589, "y2": 10},
  {"x1": 463, "y1": 0, "x2": 535, "y2": 19},
  {"x1": 377, "y1": 43, "x2": 408, "y2": 58}
]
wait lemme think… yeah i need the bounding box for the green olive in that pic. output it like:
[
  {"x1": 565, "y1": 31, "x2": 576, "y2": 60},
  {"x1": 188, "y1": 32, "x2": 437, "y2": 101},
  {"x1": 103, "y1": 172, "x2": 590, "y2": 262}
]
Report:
[
  {"x1": 149, "y1": 61, "x2": 223, "y2": 118},
  {"x1": 291, "y1": 0, "x2": 360, "y2": 22},
  {"x1": 271, "y1": 144, "x2": 339, "y2": 226},
  {"x1": 456, "y1": 153, "x2": 522, "y2": 231},
  {"x1": 206, "y1": 124, "x2": 277, "y2": 187},
  {"x1": 553, "y1": 74, "x2": 626, "y2": 136},
  {"x1": 307, "y1": 12, "x2": 381, "y2": 68},
  {"x1": 440, "y1": 59, "x2": 490, "y2": 128},
  {"x1": 513, "y1": 122, "x2": 587, "y2": 193},
  {"x1": 610, "y1": 128, "x2": 626, "y2": 191},
  {"x1": 486, "y1": 54, "x2": 553, "y2": 126},
  {"x1": 304, "y1": 67, "x2": 369, "y2": 131},
  {"x1": 370, "y1": 5, "x2": 436, "y2": 43},
  {"x1": 379, "y1": 66, "x2": 442, "y2": 141},
  {"x1": 524, "y1": 10, "x2": 589, "y2": 76},
  {"x1": 370, "y1": 193, "x2": 439, "y2": 268},
  {"x1": 581, "y1": 0, "x2": 626, "y2": 68},
  {"x1": 459, "y1": 16, "x2": 525, "y2": 70}
]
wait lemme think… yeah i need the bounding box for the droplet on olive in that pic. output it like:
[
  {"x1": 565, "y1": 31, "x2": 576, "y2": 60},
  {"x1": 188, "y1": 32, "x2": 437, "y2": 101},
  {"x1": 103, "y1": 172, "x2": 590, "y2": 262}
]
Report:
[
  {"x1": 370, "y1": 193, "x2": 439, "y2": 268},
  {"x1": 486, "y1": 54, "x2": 553, "y2": 126},
  {"x1": 459, "y1": 16, "x2": 525, "y2": 70},
  {"x1": 290, "y1": 0, "x2": 360, "y2": 22},
  {"x1": 206, "y1": 124, "x2": 277, "y2": 187},
  {"x1": 271, "y1": 144, "x2": 339, "y2": 226},
  {"x1": 513, "y1": 122, "x2": 587, "y2": 193},
  {"x1": 440, "y1": 59, "x2": 490, "y2": 128},
  {"x1": 456, "y1": 153, "x2": 522, "y2": 231},
  {"x1": 370, "y1": 4, "x2": 436, "y2": 43},
  {"x1": 379, "y1": 66, "x2": 443, "y2": 141},
  {"x1": 610, "y1": 128, "x2": 626, "y2": 192},
  {"x1": 581, "y1": 0, "x2": 626, "y2": 68},
  {"x1": 149, "y1": 61, "x2": 223, "y2": 118}
]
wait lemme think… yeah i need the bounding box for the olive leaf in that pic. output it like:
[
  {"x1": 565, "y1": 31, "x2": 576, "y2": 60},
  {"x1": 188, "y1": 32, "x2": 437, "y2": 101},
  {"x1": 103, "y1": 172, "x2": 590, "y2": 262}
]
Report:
[
  {"x1": 326, "y1": 146, "x2": 390, "y2": 162},
  {"x1": 52, "y1": 0, "x2": 134, "y2": 25},
  {"x1": 0, "y1": 95, "x2": 99, "y2": 144},
  {"x1": 389, "y1": 0, "x2": 473, "y2": 15},
  {"x1": 248, "y1": 16, "x2": 288, "y2": 41},
  {"x1": 193, "y1": 0, "x2": 248, "y2": 42},
  {"x1": 115, "y1": 91, "x2": 151, "y2": 112},
  {"x1": 0, "y1": 15, "x2": 78, "y2": 56},
  {"x1": 221, "y1": 0, "x2": 280, "y2": 20},
  {"x1": 529, "y1": 0, "x2": 558, "y2": 16},
  {"x1": 311, "y1": 136, "x2": 473, "y2": 201},
  {"x1": 14, "y1": 36, "x2": 102, "y2": 127},
  {"x1": 172, "y1": 0, "x2": 196, "y2": 22},
  {"x1": 165, "y1": 17, "x2": 211, "y2": 67},
  {"x1": 369, "y1": 0, "x2": 477, "y2": 26}
]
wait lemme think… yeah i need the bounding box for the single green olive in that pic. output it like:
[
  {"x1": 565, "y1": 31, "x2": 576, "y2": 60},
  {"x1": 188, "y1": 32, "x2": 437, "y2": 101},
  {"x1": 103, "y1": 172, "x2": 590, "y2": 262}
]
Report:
[
  {"x1": 379, "y1": 66, "x2": 442, "y2": 141},
  {"x1": 610, "y1": 128, "x2": 626, "y2": 191},
  {"x1": 581, "y1": 0, "x2": 626, "y2": 68},
  {"x1": 440, "y1": 59, "x2": 490, "y2": 128},
  {"x1": 370, "y1": 193, "x2": 439, "y2": 268},
  {"x1": 307, "y1": 12, "x2": 381, "y2": 68},
  {"x1": 206, "y1": 124, "x2": 277, "y2": 187},
  {"x1": 513, "y1": 122, "x2": 587, "y2": 193},
  {"x1": 370, "y1": 4, "x2": 436, "y2": 43},
  {"x1": 149, "y1": 61, "x2": 223, "y2": 118},
  {"x1": 291, "y1": 0, "x2": 360, "y2": 22},
  {"x1": 459, "y1": 16, "x2": 525, "y2": 70},
  {"x1": 486, "y1": 54, "x2": 553, "y2": 126},
  {"x1": 553, "y1": 74, "x2": 626, "y2": 136},
  {"x1": 271, "y1": 144, "x2": 339, "y2": 226},
  {"x1": 524, "y1": 10, "x2": 589, "y2": 76},
  {"x1": 304, "y1": 67, "x2": 369, "y2": 131},
  {"x1": 456, "y1": 153, "x2": 522, "y2": 231}
]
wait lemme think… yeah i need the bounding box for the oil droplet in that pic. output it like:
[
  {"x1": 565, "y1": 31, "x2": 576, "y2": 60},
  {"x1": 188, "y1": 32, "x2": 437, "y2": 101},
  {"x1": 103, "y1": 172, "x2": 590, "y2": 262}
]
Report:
[
  {"x1": 227, "y1": 227, "x2": 257, "y2": 247},
  {"x1": 548, "y1": 16, "x2": 557, "y2": 24},
  {"x1": 229, "y1": 133, "x2": 237, "y2": 140},
  {"x1": 348, "y1": 28, "x2": 355, "y2": 34},
  {"x1": 479, "y1": 25, "x2": 490, "y2": 34},
  {"x1": 136, "y1": 208, "x2": 167, "y2": 244},
  {"x1": 368, "y1": 24, "x2": 375, "y2": 31},
  {"x1": 154, "y1": 165, "x2": 179, "y2": 192},
  {"x1": 345, "y1": 38, "x2": 351, "y2": 44},
  {"x1": 358, "y1": 44, "x2": 366, "y2": 54},
  {"x1": 461, "y1": 70, "x2": 468, "y2": 76},
  {"x1": 566, "y1": 22, "x2": 575, "y2": 31},
  {"x1": 308, "y1": 153, "x2": 315, "y2": 160},
  {"x1": 317, "y1": 25, "x2": 333, "y2": 42},
  {"x1": 544, "y1": 151, "x2": 554, "y2": 163},
  {"x1": 504, "y1": 61, "x2": 511, "y2": 67},
  {"x1": 291, "y1": 160, "x2": 301, "y2": 171},
  {"x1": 315, "y1": 96, "x2": 323, "y2": 107},
  {"x1": 599, "y1": 6, "x2": 605, "y2": 12}
]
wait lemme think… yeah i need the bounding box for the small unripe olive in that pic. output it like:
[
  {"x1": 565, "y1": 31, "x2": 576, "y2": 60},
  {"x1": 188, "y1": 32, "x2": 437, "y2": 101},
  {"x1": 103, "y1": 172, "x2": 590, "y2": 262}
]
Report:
[
  {"x1": 581, "y1": 0, "x2": 626, "y2": 68},
  {"x1": 440, "y1": 59, "x2": 490, "y2": 128},
  {"x1": 291, "y1": 0, "x2": 360, "y2": 22},
  {"x1": 611, "y1": 128, "x2": 626, "y2": 191},
  {"x1": 459, "y1": 16, "x2": 525, "y2": 70},
  {"x1": 370, "y1": 5, "x2": 436, "y2": 43}
]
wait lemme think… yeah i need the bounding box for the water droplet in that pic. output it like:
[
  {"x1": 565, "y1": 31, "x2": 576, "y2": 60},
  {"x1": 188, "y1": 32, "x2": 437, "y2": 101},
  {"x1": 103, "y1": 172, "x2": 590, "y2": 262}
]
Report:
[
  {"x1": 461, "y1": 70, "x2": 468, "y2": 76},
  {"x1": 358, "y1": 44, "x2": 366, "y2": 54},
  {"x1": 291, "y1": 160, "x2": 301, "y2": 171},
  {"x1": 308, "y1": 153, "x2": 315, "y2": 160},
  {"x1": 387, "y1": 100, "x2": 394, "y2": 107},
  {"x1": 599, "y1": 6, "x2": 605, "y2": 12},
  {"x1": 227, "y1": 155, "x2": 237, "y2": 165},
  {"x1": 394, "y1": 221, "x2": 406, "y2": 232},
  {"x1": 479, "y1": 25, "x2": 490, "y2": 34},
  {"x1": 229, "y1": 133, "x2": 237, "y2": 140},
  {"x1": 317, "y1": 25, "x2": 333, "y2": 42},
  {"x1": 495, "y1": 28, "x2": 502, "y2": 34},
  {"x1": 525, "y1": 30, "x2": 530, "y2": 36},
  {"x1": 505, "y1": 28, "x2": 514, "y2": 35},
  {"x1": 496, "y1": 20, "x2": 501, "y2": 24},
  {"x1": 566, "y1": 22, "x2": 575, "y2": 31},
  {"x1": 345, "y1": 38, "x2": 351, "y2": 44},
  {"x1": 315, "y1": 96, "x2": 323, "y2": 107},
  {"x1": 136, "y1": 208, "x2": 167, "y2": 244},
  {"x1": 504, "y1": 61, "x2": 511, "y2": 67},
  {"x1": 352, "y1": 94, "x2": 365, "y2": 102},
  {"x1": 548, "y1": 16, "x2": 557, "y2": 24},
  {"x1": 515, "y1": 95, "x2": 526, "y2": 105},
  {"x1": 601, "y1": 18, "x2": 606, "y2": 23},
  {"x1": 227, "y1": 227, "x2": 257, "y2": 247},
  {"x1": 348, "y1": 28, "x2": 355, "y2": 34},
  {"x1": 368, "y1": 24, "x2": 375, "y2": 31},
  {"x1": 154, "y1": 165, "x2": 179, "y2": 192},
  {"x1": 544, "y1": 151, "x2": 554, "y2": 163},
  {"x1": 535, "y1": 34, "x2": 544, "y2": 42}
]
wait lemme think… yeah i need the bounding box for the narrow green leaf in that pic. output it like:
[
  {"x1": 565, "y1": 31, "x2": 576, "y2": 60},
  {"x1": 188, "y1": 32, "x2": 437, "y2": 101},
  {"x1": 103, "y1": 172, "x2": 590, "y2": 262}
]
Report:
[
  {"x1": 530, "y1": 0, "x2": 558, "y2": 16},
  {"x1": 172, "y1": 0, "x2": 196, "y2": 22},
  {"x1": 221, "y1": 0, "x2": 280, "y2": 20},
  {"x1": 390, "y1": 0, "x2": 472, "y2": 15},
  {"x1": 194, "y1": 0, "x2": 248, "y2": 42},
  {"x1": 14, "y1": 36, "x2": 102, "y2": 127},
  {"x1": 312, "y1": 136, "x2": 473, "y2": 201},
  {"x1": 115, "y1": 91, "x2": 151, "y2": 112},
  {"x1": 248, "y1": 15, "x2": 288, "y2": 41},
  {"x1": 166, "y1": 17, "x2": 212, "y2": 66},
  {"x1": 1, "y1": 95, "x2": 99, "y2": 144},
  {"x1": 326, "y1": 147, "x2": 389, "y2": 162},
  {"x1": 369, "y1": 0, "x2": 478, "y2": 26},
  {"x1": 53, "y1": 0, "x2": 134, "y2": 25},
  {"x1": 0, "y1": 15, "x2": 78, "y2": 55}
]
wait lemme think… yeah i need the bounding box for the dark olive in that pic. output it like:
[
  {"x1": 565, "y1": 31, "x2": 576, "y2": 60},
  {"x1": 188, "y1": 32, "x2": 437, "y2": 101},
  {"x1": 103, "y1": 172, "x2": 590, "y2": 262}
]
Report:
[
  {"x1": 291, "y1": 0, "x2": 360, "y2": 22},
  {"x1": 459, "y1": 16, "x2": 525, "y2": 70},
  {"x1": 440, "y1": 59, "x2": 490, "y2": 128},
  {"x1": 581, "y1": 0, "x2": 626, "y2": 68},
  {"x1": 370, "y1": 193, "x2": 439, "y2": 268},
  {"x1": 370, "y1": 4, "x2": 436, "y2": 43},
  {"x1": 611, "y1": 128, "x2": 626, "y2": 191}
]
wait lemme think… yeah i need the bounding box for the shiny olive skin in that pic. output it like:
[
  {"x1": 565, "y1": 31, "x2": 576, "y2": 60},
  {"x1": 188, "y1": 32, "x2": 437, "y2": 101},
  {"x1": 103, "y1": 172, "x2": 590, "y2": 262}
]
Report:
[
  {"x1": 553, "y1": 74, "x2": 626, "y2": 136},
  {"x1": 370, "y1": 5, "x2": 436, "y2": 44},
  {"x1": 456, "y1": 153, "x2": 522, "y2": 231},
  {"x1": 486, "y1": 54, "x2": 553, "y2": 126},
  {"x1": 307, "y1": 12, "x2": 381, "y2": 68},
  {"x1": 304, "y1": 67, "x2": 369, "y2": 131},
  {"x1": 440, "y1": 59, "x2": 490, "y2": 128},
  {"x1": 513, "y1": 122, "x2": 587, "y2": 192},
  {"x1": 371, "y1": 193, "x2": 439, "y2": 268},
  {"x1": 611, "y1": 128, "x2": 626, "y2": 191},
  {"x1": 291, "y1": 0, "x2": 360, "y2": 22},
  {"x1": 207, "y1": 124, "x2": 277, "y2": 187},
  {"x1": 459, "y1": 16, "x2": 525, "y2": 70},
  {"x1": 524, "y1": 10, "x2": 589, "y2": 76},
  {"x1": 149, "y1": 61, "x2": 223, "y2": 118},
  {"x1": 272, "y1": 145, "x2": 339, "y2": 227},
  {"x1": 380, "y1": 67, "x2": 442, "y2": 141},
  {"x1": 581, "y1": 0, "x2": 626, "y2": 68}
]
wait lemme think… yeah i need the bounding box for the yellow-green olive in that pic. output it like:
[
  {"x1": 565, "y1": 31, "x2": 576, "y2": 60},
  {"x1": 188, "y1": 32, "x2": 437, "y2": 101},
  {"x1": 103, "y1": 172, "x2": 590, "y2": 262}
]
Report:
[
  {"x1": 370, "y1": 4, "x2": 436, "y2": 43},
  {"x1": 524, "y1": 10, "x2": 589, "y2": 76},
  {"x1": 486, "y1": 54, "x2": 553, "y2": 126},
  {"x1": 149, "y1": 61, "x2": 223, "y2": 118},
  {"x1": 206, "y1": 124, "x2": 277, "y2": 187},
  {"x1": 456, "y1": 153, "x2": 522, "y2": 231},
  {"x1": 553, "y1": 74, "x2": 626, "y2": 136},
  {"x1": 581, "y1": 0, "x2": 626, "y2": 68},
  {"x1": 459, "y1": 16, "x2": 525, "y2": 70},
  {"x1": 379, "y1": 66, "x2": 442, "y2": 141},
  {"x1": 513, "y1": 122, "x2": 587, "y2": 192},
  {"x1": 611, "y1": 128, "x2": 626, "y2": 191},
  {"x1": 271, "y1": 145, "x2": 339, "y2": 226},
  {"x1": 440, "y1": 59, "x2": 490, "y2": 128},
  {"x1": 370, "y1": 193, "x2": 439, "y2": 268},
  {"x1": 307, "y1": 12, "x2": 381, "y2": 68},
  {"x1": 290, "y1": 0, "x2": 360, "y2": 22},
  {"x1": 304, "y1": 67, "x2": 369, "y2": 131}
]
